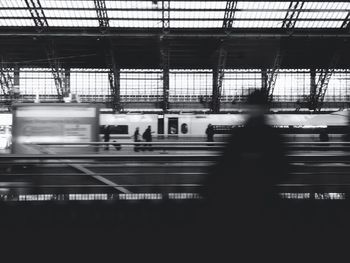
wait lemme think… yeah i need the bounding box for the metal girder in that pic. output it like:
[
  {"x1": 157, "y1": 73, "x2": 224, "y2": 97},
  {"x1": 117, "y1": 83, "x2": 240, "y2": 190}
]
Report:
[
  {"x1": 312, "y1": 54, "x2": 340, "y2": 111},
  {"x1": 310, "y1": 11, "x2": 350, "y2": 111},
  {"x1": 212, "y1": 46, "x2": 228, "y2": 113},
  {"x1": 160, "y1": 40, "x2": 170, "y2": 112},
  {"x1": 162, "y1": 0, "x2": 170, "y2": 34},
  {"x1": 223, "y1": 1, "x2": 238, "y2": 30},
  {"x1": 0, "y1": 63, "x2": 15, "y2": 109},
  {"x1": 0, "y1": 67, "x2": 13, "y2": 98},
  {"x1": 24, "y1": 0, "x2": 48, "y2": 30},
  {"x1": 212, "y1": 1, "x2": 237, "y2": 113},
  {"x1": 93, "y1": 1, "x2": 121, "y2": 111},
  {"x1": 45, "y1": 42, "x2": 68, "y2": 100},
  {"x1": 25, "y1": 0, "x2": 67, "y2": 101},
  {"x1": 160, "y1": 0, "x2": 170, "y2": 112},
  {"x1": 93, "y1": 1, "x2": 120, "y2": 111},
  {"x1": 282, "y1": 1, "x2": 304, "y2": 29},
  {"x1": 94, "y1": 0, "x2": 110, "y2": 28},
  {"x1": 266, "y1": 48, "x2": 283, "y2": 102},
  {"x1": 266, "y1": 2, "x2": 304, "y2": 102},
  {"x1": 107, "y1": 46, "x2": 121, "y2": 112},
  {"x1": 341, "y1": 12, "x2": 350, "y2": 29}
]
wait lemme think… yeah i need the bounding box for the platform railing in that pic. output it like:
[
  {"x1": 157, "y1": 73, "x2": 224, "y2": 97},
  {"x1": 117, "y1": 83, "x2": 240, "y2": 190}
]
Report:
[
  {"x1": 14, "y1": 141, "x2": 350, "y2": 152},
  {"x1": 1, "y1": 141, "x2": 350, "y2": 200}
]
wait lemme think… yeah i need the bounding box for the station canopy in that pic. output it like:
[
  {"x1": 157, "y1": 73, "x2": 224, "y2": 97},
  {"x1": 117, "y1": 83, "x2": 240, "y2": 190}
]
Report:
[{"x1": 0, "y1": 0, "x2": 350, "y2": 69}]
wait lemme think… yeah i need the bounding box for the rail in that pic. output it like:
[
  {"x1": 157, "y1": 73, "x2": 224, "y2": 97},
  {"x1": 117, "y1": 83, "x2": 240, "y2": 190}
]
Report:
[{"x1": 1, "y1": 141, "x2": 350, "y2": 201}]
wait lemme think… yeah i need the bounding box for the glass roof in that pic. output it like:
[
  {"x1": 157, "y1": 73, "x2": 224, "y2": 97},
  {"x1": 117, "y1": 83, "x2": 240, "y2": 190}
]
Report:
[{"x1": 0, "y1": 0, "x2": 349, "y2": 29}]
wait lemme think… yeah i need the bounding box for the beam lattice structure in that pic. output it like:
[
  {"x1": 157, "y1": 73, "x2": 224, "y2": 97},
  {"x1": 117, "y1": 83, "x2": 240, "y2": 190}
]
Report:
[
  {"x1": 310, "y1": 12, "x2": 350, "y2": 111},
  {"x1": 160, "y1": 0, "x2": 170, "y2": 112},
  {"x1": 212, "y1": 1, "x2": 237, "y2": 113},
  {"x1": 267, "y1": 2, "x2": 304, "y2": 102},
  {"x1": 25, "y1": 0, "x2": 68, "y2": 101}
]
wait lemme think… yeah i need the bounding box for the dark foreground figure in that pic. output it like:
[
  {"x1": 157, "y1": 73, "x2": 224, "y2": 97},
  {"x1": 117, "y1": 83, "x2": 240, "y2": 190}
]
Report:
[{"x1": 201, "y1": 90, "x2": 291, "y2": 258}]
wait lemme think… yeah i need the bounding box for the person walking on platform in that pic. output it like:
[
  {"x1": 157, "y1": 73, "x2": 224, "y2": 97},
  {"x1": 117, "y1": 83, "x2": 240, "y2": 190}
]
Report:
[
  {"x1": 133, "y1": 127, "x2": 141, "y2": 152},
  {"x1": 206, "y1": 124, "x2": 215, "y2": 143},
  {"x1": 103, "y1": 125, "x2": 111, "y2": 151},
  {"x1": 142, "y1": 126, "x2": 154, "y2": 151},
  {"x1": 203, "y1": 89, "x2": 290, "y2": 255}
]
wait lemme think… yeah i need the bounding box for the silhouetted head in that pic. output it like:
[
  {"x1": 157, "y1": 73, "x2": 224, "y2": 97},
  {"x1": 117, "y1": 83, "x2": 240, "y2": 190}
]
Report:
[
  {"x1": 148, "y1": 125, "x2": 151, "y2": 129},
  {"x1": 245, "y1": 89, "x2": 269, "y2": 117},
  {"x1": 247, "y1": 89, "x2": 268, "y2": 106}
]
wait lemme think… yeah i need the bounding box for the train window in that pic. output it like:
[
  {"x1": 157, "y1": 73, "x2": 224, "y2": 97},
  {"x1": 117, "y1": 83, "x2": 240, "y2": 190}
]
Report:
[
  {"x1": 168, "y1": 118, "x2": 178, "y2": 135},
  {"x1": 100, "y1": 125, "x2": 129, "y2": 134},
  {"x1": 181, "y1": 123, "x2": 188, "y2": 134}
]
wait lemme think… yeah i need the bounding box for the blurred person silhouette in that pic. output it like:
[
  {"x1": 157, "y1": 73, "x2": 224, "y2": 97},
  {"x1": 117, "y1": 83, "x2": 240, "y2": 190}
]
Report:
[
  {"x1": 142, "y1": 126, "x2": 154, "y2": 151},
  {"x1": 205, "y1": 124, "x2": 215, "y2": 143},
  {"x1": 202, "y1": 89, "x2": 290, "y2": 257},
  {"x1": 112, "y1": 140, "x2": 121, "y2": 151},
  {"x1": 133, "y1": 127, "x2": 141, "y2": 152},
  {"x1": 103, "y1": 125, "x2": 111, "y2": 151},
  {"x1": 319, "y1": 128, "x2": 329, "y2": 143}
]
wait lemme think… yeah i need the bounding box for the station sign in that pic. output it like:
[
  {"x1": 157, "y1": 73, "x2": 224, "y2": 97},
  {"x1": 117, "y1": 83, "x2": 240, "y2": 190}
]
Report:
[{"x1": 12, "y1": 104, "x2": 100, "y2": 154}]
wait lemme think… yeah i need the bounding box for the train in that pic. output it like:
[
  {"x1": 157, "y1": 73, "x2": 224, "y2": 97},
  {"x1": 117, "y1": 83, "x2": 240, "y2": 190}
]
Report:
[
  {"x1": 100, "y1": 111, "x2": 350, "y2": 139},
  {"x1": 1, "y1": 110, "x2": 349, "y2": 149}
]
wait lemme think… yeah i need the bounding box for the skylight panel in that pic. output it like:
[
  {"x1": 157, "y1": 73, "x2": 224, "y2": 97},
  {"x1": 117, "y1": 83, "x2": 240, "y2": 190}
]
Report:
[
  {"x1": 171, "y1": 20, "x2": 222, "y2": 28},
  {"x1": 41, "y1": 0, "x2": 98, "y2": 27},
  {"x1": 236, "y1": 1, "x2": 290, "y2": 10},
  {"x1": 0, "y1": 19, "x2": 34, "y2": 27},
  {"x1": 41, "y1": 0, "x2": 95, "y2": 9},
  {"x1": 48, "y1": 19, "x2": 97, "y2": 27},
  {"x1": 108, "y1": 10, "x2": 161, "y2": 20},
  {"x1": 110, "y1": 20, "x2": 160, "y2": 28},
  {"x1": 170, "y1": 1, "x2": 226, "y2": 10},
  {"x1": 0, "y1": 0, "x2": 35, "y2": 26},
  {"x1": 106, "y1": 1, "x2": 158, "y2": 10},
  {"x1": 106, "y1": 0, "x2": 161, "y2": 26},
  {"x1": 296, "y1": 20, "x2": 343, "y2": 28},
  {"x1": 233, "y1": 20, "x2": 280, "y2": 28},
  {"x1": 171, "y1": 11, "x2": 223, "y2": 19}
]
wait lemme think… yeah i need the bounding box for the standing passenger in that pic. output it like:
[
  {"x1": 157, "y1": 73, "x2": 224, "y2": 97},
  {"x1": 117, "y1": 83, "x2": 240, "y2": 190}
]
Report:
[
  {"x1": 103, "y1": 125, "x2": 111, "y2": 151},
  {"x1": 203, "y1": 89, "x2": 290, "y2": 257},
  {"x1": 319, "y1": 129, "x2": 329, "y2": 142},
  {"x1": 142, "y1": 126, "x2": 154, "y2": 151},
  {"x1": 134, "y1": 127, "x2": 141, "y2": 152},
  {"x1": 206, "y1": 124, "x2": 215, "y2": 142}
]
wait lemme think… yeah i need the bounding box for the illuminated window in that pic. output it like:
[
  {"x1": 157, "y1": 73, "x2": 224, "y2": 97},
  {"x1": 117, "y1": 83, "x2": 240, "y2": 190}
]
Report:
[
  {"x1": 120, "y1": 69, "x2": 163, "y2": 100},
  {"x1": 71, "y1": 68, "x2": 110, "y2": 96},
  {"x1": 323, "y1": 69, "x2": 350, "y2": 102},
  {"x1": 221, "y1": 69, "x2": 261, "y2": 101},
  {"x1": 169, "y1": 69, "x2": 212, "y2": 100},
  {"x1": 273, "y1": 69, "x2": 310, "y2": 101},
  {"x1": 20, "y1": 68, "x2": 57, "y2": 96}
]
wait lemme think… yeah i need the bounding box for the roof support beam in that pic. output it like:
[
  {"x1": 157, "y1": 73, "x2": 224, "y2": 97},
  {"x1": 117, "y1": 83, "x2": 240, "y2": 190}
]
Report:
[
  {"x1": 312, "y1": 54, "x2": 339, "y2": 111},
  {"x1": 24, "y1": 0, "x2": 48, "y2": 29},
  {"x1": 212, "y1": 1, "x2": 237, "y2": 113},
  {"x1": 341, "y1": 12, "x2": 350, "y2": 29},
  {"x1": 309, "y1": 14, "x2": 350, "y2": 111},
  {"x1": 267, "y1": 1, "x2": 304, "y2": 102},
  {"x1": 108, "y1": 49, "x2": 121, "y2": 112},
  {"x1": 94, "y1": 1, "x2": 121, "y2": 111},
  {"x1": 0, "y1": 62, "x2": 15, "y2": 110},
  {"x1": 160, "y1": 0, "x2": 170, "y2": 113},
  {"x1": 282, "y1": 1, "x2": 304, "y2": 28},
  {"x1": 94, "y1": 0, "x2": 110, "y2": 28},
  {"x1": 25, "y1": 0, "x2": 67, "y2": 102},
  {"x1": 45, "y1": 42, "x2": 68, "y2": 100},
  {"x1": 266, "y1": 48, "x2": 283, "y2": 102}
]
